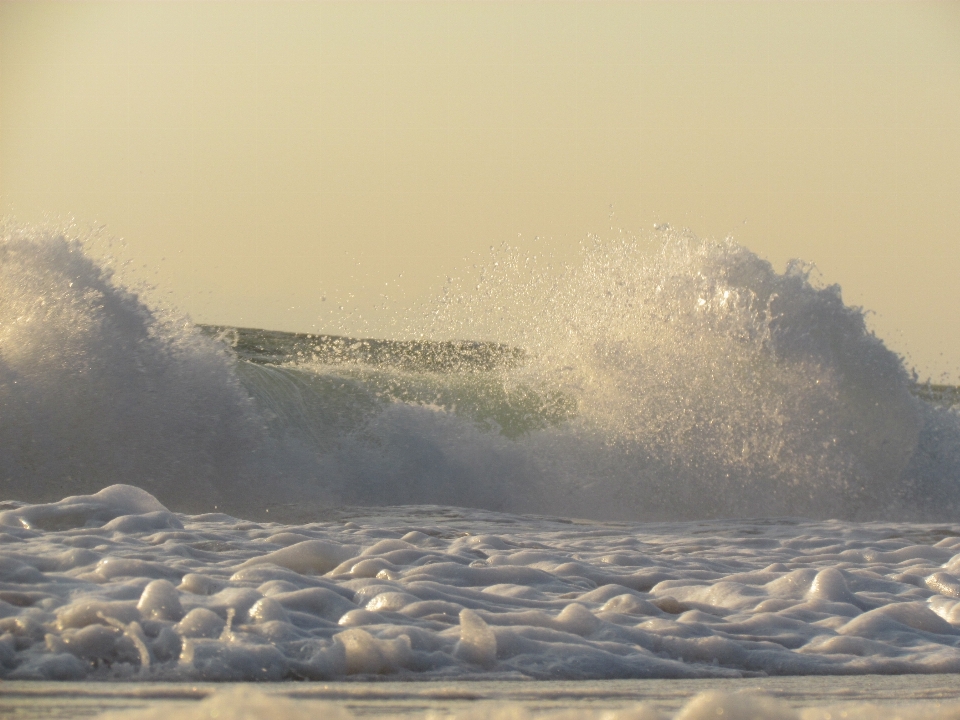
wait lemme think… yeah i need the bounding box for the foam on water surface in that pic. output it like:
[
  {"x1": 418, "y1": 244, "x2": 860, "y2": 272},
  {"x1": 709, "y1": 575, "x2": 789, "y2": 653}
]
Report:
[{"x1": 0, "y1": 486, "x2": 960, "y2": 685}]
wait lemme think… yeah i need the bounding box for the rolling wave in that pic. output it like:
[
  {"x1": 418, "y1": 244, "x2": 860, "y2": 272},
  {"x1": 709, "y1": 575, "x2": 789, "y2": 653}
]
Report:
[{"x1": 2, "y1": 224, "x2": 959, "y2": 520}]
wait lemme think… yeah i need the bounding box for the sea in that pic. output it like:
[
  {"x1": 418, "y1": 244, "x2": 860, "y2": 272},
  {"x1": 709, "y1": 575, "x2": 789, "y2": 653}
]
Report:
[{"x1": 3, "y1": 224, "x2": 960, "y2": 718}]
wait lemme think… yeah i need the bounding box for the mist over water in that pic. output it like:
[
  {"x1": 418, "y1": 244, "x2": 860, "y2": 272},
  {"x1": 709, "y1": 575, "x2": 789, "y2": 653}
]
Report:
[{"x1": 2, "y1": 223, "x2": 959, "y2": 521}]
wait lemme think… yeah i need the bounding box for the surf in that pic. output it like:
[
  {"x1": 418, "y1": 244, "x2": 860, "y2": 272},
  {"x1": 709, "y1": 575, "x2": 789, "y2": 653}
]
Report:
[{"x1": 1, "y1": 223, "x2": 959, "y2": 521}]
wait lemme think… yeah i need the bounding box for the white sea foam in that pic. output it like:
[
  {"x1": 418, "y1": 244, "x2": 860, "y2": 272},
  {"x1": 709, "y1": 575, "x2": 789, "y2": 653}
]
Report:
[{"x1": 0, "y1": 485, "x2": 959, "y2": 684}]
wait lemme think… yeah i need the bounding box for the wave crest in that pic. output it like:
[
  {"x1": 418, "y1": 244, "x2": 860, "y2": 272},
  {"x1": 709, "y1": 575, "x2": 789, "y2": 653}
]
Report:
[{"x1": 1, "y1": 224, "x2": 958, "y2": 520}]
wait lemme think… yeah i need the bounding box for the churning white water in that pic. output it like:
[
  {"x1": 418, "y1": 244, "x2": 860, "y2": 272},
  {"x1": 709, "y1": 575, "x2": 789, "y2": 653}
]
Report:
[
  {"x1": 3, "y1": 224, "x2": 960, "y2": 716},
  {"x1": 2, "y1": 224, "x2": 959, "y2": 520}
]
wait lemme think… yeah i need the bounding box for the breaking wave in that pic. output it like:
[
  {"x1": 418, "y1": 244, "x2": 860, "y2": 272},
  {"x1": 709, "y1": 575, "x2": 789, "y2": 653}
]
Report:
[{"x1": 2, "y1": 223, "x2": 959, "y2": 520}]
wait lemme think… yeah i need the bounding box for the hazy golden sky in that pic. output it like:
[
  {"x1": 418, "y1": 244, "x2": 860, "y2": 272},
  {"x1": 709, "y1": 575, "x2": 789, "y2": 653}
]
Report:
[{"x1": 2, "y1": 1, "x2": 959, "y2": 379}]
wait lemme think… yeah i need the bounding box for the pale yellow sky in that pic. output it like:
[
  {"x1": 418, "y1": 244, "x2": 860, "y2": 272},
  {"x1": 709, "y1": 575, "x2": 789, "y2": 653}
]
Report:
[{"x1": 2, "y1": 1, "x2": 959, "y2": 379}]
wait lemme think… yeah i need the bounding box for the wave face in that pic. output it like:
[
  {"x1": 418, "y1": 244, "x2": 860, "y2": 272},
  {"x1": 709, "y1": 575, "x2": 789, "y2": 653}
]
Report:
[{"x1": 2, "y1": 225, "x2": 959, "y2": 520}]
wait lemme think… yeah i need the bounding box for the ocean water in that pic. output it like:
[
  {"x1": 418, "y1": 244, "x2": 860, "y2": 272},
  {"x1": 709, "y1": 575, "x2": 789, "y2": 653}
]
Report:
[
  {"x1": 3, "y1": 224, "x2": 960, "y2": 717},
  {"x1": 6, "y1": 676, "x2": 960, "y2": 719}
]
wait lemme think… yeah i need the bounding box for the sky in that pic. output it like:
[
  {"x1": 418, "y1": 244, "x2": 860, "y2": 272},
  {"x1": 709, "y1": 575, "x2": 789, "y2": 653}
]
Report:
[{"x1": 1, "y1": 1, "x2": 959, "y2": 380}]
